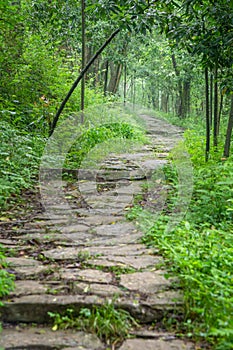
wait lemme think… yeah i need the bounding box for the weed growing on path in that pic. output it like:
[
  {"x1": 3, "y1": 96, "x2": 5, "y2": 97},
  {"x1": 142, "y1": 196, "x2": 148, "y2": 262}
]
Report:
[{"x1": 48, "y1": 299, "x2": 138, "y2": 345}]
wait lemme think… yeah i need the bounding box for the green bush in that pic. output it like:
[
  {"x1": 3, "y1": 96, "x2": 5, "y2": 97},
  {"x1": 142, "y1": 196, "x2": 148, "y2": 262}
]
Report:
[
  {"x1": 0, "y1": 245, "x2": 15, "y2": 331},
  {"x1": 0, "y1": 122, "x2": 44, "y2": 208},
  {"x1": 135, "y1": 130, "x2": 233, "y2": 349},
  {"x1": 65, "y1": 121, "x2": 144, "y2": 169},
  {"x1": 0, "y1": 247, "x2": 14, "y2": 300}
]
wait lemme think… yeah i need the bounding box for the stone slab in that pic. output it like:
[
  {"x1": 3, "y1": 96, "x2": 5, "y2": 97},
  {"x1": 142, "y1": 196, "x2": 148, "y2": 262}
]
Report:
[
  {"x1": 9, "y1": 281, "x2": 47, "y2": 296},
  {"x1": 90, "y1": 255, "x2": 162, "y2": 270},
  {"x1": 0, "y1": 239, "x2": 17, "y2": 245},
  {"x1": 74, "y1": 282, "x2": 124, "y2": 296},
  {"x1": 145, "y1": 290, "x2": 183, "y2": 306},
  {"x1": 94, "y1": 222, "x2": 138, "y2": 236},
  {"x1": 6, "y1": 257, "x2": 48, "y2": 278},
  {"x1": 61, "y1": 224, "x2": 90, "y2": 233},
  {"x1": 119, "y1": 338, "x2": 195, "y2": 350},
  {"x1": 77, "y1": 215, "x2": 123, "y2": 226},
  {"x1": 43, "y1": 244, "x2": 153, "y2": 261},
  {"x1": 60, "y1": 268, "x2": 112, "y2": 283},
  {"x1": 120, "y1": 271, "x2": 171, "y2": 294},
  {"x1": 55, "y1": 232, "x2": 95, "y2": 245},
  {"x1": 0, "y1": 327, "x2": 104, "y2": 349},
  {"x1": 1, "y1": 292, "x2": 182, "y2": 324},
  {"x1": 81, "y1": 244, "x2": 153, "y2": 257},
  {"x1": 87, "y1": 232, "x2": 142, "y2": 246}
]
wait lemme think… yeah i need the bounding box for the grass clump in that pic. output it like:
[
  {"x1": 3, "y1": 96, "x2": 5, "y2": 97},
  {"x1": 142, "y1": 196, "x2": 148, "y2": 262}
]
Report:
[
  {"x1": 48, "y1": 299, "x2": 138, "y2": 345},
  {"x1": 64, "y1": 121, "x2": 144, "y2": 170},
  {"x1": 62, "y1": 104, "x2": 147, "y2": 172}
]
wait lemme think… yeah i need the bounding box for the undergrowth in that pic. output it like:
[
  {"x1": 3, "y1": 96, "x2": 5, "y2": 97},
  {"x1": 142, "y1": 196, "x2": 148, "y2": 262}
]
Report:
[
  {"x1": 64, "y1": 121, "x2": 145, "y2": 170},
  {"x1": 127, "y1": 128, "x2": 233, "y2": 349},
  {"x1": 0, "y1": 245, "x2": 15, "y2": 331},
  {"x1": 0, "y1": 104, "x2": 146, "y2": 208},
  {"x1": 0, "y1": 121, "x2": 44, "y2": 209}
]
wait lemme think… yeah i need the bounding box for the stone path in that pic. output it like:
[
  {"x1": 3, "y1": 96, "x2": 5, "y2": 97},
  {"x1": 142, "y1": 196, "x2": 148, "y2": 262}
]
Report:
[{"x1": 0, "y1": 114, "x2": 196, "y2": 349}]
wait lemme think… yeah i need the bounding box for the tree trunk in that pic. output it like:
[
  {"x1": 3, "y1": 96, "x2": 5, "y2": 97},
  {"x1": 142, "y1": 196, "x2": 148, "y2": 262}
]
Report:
[
  {"x1": 161, "y1": 92, "x2": 169, "y2": 113},
  {"x1": 107, "y1": 62, "x2": 122, "y2": 94},
  {"x1": 104, "y1": 60, "x2": 109, "y2": 96},
  {"x1": 183, "y1": 80, "x2": 191, "y2": 117},
  {"x1": 210, "y1": 72, "x2": 213, "y2": 126},
  {"x1": 205, "y1": 67, "x2": 210, "y2": 162},
  {"x1": 213, "y1": 65, "x2": 218, "y2": 148},
  {"x1": 223, "y1": 94, "x2": 233, "y2": 158},
  {"x1": 217, "y1": 91, "x2": 224, "y2": 136},
  {"x1": 123, "y1": 62, "x2": 127, "y2": 105},
  {"x1": 171, "y1": 53, "x2": 183, "y2": 118}
]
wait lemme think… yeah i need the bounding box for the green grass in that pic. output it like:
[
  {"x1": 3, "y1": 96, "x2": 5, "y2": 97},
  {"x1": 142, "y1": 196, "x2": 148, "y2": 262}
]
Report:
[
  {"x1": 61, "y1": 104, "x2": 147, "y2": 171},
  {"x1": 0, "y1": 121, "x2": 44, "y2": 209},
  {"x1": 48, "y1": 300, "x2": 138, "y2": 345},
  {"x1": 64, "y1": 121, "x2": 146, "y2": 170},
  {"x1": 0, "y1": 103, "x2": 147, "y2": 208},
  {"x1": 127, "y1": 128, "x2": 233, "y2": 349}
]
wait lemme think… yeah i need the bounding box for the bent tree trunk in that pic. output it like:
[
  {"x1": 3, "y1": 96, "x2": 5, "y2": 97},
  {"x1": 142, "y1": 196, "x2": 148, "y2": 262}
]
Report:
[
  {"x1": 223, "y1": 94, "x2": 233, "y2": 158},
  {"x1": 49, "y1": 28, "x2": 121, "y2": 137}
]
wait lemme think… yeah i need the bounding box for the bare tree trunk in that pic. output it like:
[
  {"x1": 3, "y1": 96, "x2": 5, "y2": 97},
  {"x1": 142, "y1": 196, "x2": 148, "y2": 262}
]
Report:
[
  {"x1": 107, "y1": 62, "x2": 122, "y2": 94},
  {"x1": 205, "y1": 67, "x2": 210, "y2": 162},
  {"x1": 183, "y1": 80, "x2": 191, "y2": 117},
  {"x1": 223, "y1": 94, "x2": 233, "y2": 158},
  {"x1": 113, "y1": 63, "x2": 122, "y2": 93},
  {"x1": 123, "y1": 62, "x2": 127, "y2": 105},
  {"x1": 104, "y1": 60, "x2": 109, "y2": 96},
  {"x1": 210, "y1": 72, "x2": 213, "y2": 127},
  {"x1": 171, "y1": 53, "x2": 183, "y2": 118},
  {"x1": 213, "y1": 65, "x2": 218, "y2": 148},
  {"x1": 217, "y1": 91, "x2": 224, "y2": 136}
]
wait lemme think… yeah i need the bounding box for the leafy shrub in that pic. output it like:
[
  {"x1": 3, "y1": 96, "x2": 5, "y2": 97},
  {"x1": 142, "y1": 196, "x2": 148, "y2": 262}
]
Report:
[
  {"x1": 0, "y1": 122, "x2": 44, "y2": 208},
  {"x1": 0, "y1": 245, "x2": 15, "y2": 331},
  {"x1": 64, "y1": 121, "x2": 146, "y2": 169},
  {"x1": 135, "y1": 130, "x2": 233, "y2": 349},
  {"x1": 0, "y1": 247, "x2": 14, "y2": 300},
  {"x1": 142, "y1": 219, "x2": 233, "y2": 348}
]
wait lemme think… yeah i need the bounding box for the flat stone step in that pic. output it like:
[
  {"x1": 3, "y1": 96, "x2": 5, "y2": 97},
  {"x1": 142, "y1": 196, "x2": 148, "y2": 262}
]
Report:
[
  {"x1": 0, "y1": 326, "x2": 196, "y2": 350},
  {"x1": 1, "y1": 290, "x2": 183, "y2": 324},
  {"x1": 0, "y1": 326, "x2": 105, "y2": 350},
  {"x1": 119, "y1": 338, "x2": 195, "y2": 350}
]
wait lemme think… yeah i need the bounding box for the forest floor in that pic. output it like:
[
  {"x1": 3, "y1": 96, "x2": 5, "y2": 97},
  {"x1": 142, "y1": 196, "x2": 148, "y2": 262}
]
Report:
[{"x1": 0, "y1": 114, "x2": 200, "y2": 349}]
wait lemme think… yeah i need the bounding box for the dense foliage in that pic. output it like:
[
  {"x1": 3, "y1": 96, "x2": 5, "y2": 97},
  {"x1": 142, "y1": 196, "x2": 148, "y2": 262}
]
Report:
[{"x1": 0, "y1": 246, "x2": 15, "y2": 331}]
